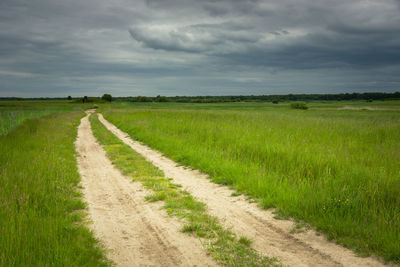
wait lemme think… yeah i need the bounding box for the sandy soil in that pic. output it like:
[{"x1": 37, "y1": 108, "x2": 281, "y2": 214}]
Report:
[
  {"x1": 98, "y1": 113, "x2": 389, "y2": 267},
  {"x1": 75, "y1": 111, "x2": 217, "y2": 267}
]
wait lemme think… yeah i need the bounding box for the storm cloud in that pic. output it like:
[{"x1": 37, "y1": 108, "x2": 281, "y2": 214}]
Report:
[{"x1": 0, "y1": 0, "x2": 399, "y2": 97}]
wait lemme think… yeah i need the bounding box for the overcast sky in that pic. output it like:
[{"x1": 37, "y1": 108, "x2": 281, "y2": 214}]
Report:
[{"x1": 0, "y1": 0, "x2": 399, "y2": 97}]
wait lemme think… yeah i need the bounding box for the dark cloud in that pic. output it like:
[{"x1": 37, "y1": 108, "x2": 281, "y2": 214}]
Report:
[
  {"x1": 129, "y1": 0, "x2": 400, "y2": 69},
  {"x1": 129, "y1": 22, "x2": 261, "y2": 54},
  {"x1": 0, "y1": 0, "x2": 399, "y2": 97}
]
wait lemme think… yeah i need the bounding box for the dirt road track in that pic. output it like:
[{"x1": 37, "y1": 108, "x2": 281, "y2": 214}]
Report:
[
  {"x1": 98, "y1": 113, "x2": 388, "y2": 267},
  {"x1": 76, "y1": 111, "x2": 217, "y2": 267}
]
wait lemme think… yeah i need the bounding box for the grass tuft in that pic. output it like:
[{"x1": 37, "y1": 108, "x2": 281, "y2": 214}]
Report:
[{"x1": 238, "y1": 236, "x2": 253, "y2": 247}]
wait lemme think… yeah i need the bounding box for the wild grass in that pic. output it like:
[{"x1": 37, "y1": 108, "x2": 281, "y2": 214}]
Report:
[
  {"x1": 90, "y1": 113, "x2": 279, "y2": 267},
  {"x1": 0, "y1": 100, "x2": 87, "y2": 135},
  {"x1": 0, "y1": 109, "x2": 53, "y2": 135},
  {"x1": 0, "y1": 111, "x2": 109, "y2": 266},
  {"x1": 100, "y1": 101, "x2": 400, "y2": 264}
]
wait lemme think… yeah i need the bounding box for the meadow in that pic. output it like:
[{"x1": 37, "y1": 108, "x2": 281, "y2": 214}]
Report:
[
  {"x1": 0, "y1": 103, "x2": 109, "y2": 266},
  {"x1": 101, "y1": 100, "x2": 400, "y2": 263},
  {"x1": 0, "y1": 101, "x2": 85, "y2": 135}
]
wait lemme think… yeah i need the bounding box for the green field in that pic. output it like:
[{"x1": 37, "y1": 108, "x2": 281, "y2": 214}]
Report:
[
  {"x1": 100, "y1": 101, "x2": 400, "y2": 263},
  {"x1": 0, "y1": 101, "x2": 86, "y2": 136},
  {"x1": 0, "y1": 103, "x2": 109, "y2": 266},
  {"x1": 1, "y1": 99, "x2": 399, "y2": 265}
]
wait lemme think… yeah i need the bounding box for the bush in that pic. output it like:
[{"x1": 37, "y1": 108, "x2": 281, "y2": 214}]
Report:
[
  {"x1": 290, "y1": 102, "x2": 308, "y2": 110},
  {"x1": 101, "y1": 94, "x2": 112, "y2": 102},
  {"x1": 155, "y1": 95, "x2": 168, "y2": 102}
]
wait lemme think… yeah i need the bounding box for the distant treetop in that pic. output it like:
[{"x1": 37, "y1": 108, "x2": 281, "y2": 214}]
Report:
[{"x1": 101, "y1": 94, "x2": 112, "y2": 102}]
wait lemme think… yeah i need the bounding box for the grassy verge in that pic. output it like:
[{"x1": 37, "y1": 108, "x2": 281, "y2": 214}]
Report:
[
  {"x1": 0, "y1": 111, "x2": 109, "y2": 266},
  {"x1": 90, "y1": 113, "x2": 279, "y2": 267},
  {"x1": 100, "y1": 102, "x2": 400, "y2": 264}
]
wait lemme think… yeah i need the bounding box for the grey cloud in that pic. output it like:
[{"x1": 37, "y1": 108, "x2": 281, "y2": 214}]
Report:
[
  {"x1": 129, "y1": 22, "x2": 261, "y2": 54},
  {"x1": 129, "y1": 27, "x2": 207, "y2": 53},
  {"x1": 202, "y1": 3, "x2": 230, "y2": 17},
  {"x1": 130, "y1": 0, "x2": 400, "y2": 69},
  {"x1": 0, "y1": 0, "x2": 399, "y2": 97}
]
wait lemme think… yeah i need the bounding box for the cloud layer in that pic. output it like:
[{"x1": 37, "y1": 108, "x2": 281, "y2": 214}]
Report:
[{"x1": 0, "y1": 0, "x2": 399, "y2": 97}]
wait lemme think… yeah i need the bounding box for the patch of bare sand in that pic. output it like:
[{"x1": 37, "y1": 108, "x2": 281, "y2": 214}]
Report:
[
  {"x1": 98, "y1": 113, "x2": 390, "y2": 267},
  {"x1": 76, "y1": 111, "x2": 217, "y2": 267}
]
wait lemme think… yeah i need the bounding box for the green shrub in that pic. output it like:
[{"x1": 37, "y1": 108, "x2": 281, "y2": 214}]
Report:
[
  {"x1": 290, "y1": 102, "x2": 308, "y2": 110},
  {"x1": 101, "y1": 94, "x2": 112, "y2": 102},
  {"x1": 156, "y1": 95, "x2": 168, "y2": 102}
]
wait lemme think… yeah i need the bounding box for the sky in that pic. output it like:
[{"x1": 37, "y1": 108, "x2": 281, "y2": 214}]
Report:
[{"x1": 0, "y1": 0, "x2": 400, "y2": 97}]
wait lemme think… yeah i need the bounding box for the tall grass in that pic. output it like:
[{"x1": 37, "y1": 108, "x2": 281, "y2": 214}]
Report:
[
  {"x1": 0, "y1": 111, "x2": 109, "y2": 266},
  {"x1": 0, "y1": 101, "x2": 85, "y2": 135},
  {"x1": 0, "y1": 109, "x2": 54, "y2": 135},
  {"x1": 102, "y1": 103, "x2": 400, "y2": 263}
]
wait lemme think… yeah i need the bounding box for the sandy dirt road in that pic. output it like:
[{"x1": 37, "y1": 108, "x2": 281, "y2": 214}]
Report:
[
  {"x1": 98, "y1": 113, "x2": 388, "y2": 267},
  {"x1": 75, "y1": 111, "x2": 217, "y2": 267}
]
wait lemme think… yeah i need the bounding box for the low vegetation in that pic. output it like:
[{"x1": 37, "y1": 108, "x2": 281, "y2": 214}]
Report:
[
  {"x1": 0, "y1": 111, "x2": 109, "y2": 266},
  {"x1": 0, "y1": 108, "x2": 52, "y2": 135},
  {"x1": 0, "y1": 101, "x2": 82, "y2": 135},
  {"x1": 90, "y1": 113, "x2": 279, "y2": 266},
  {"x1": 290, "y1": 102, "x2": 308, "y2": 110},
  {"x1": 101, "y1": 94, "x2": 112, "y2": 102},
  {"x1": 101, "y1": 101, "x2": 400, "y2": 264}
]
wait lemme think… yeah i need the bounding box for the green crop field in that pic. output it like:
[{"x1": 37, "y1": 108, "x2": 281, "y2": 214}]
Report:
[
  {"x1": 100, "y1": 100, "x2": 400, "y2": 263},
  {"x1": 0, "y1": 102, "x2": 109, "y2": 266}
]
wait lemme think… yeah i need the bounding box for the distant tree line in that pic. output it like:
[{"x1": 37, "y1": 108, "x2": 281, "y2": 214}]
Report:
[
  {"x1": 1, "y1": 91, "x2": 399, "y2": 102},
  {"x1": 0, "y1": 93, "x2": 113, "y2": 102},
  {"x1": 117, "y1": 91, "x2": 400, "y2": 103}
]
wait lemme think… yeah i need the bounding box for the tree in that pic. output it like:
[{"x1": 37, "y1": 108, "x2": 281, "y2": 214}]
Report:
[
  {"x1": 102, "y1": 94, "x2": 112, "y2": 102},
  {"x1": 155, "y1": 95, "x2": 168, "y2": 102},
  {"x1": 67, "y1": 96, "x2": 72, "y2": 100},
  {"x1": 82, "y1": 96, "x2": 88, "y2": 103}
]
